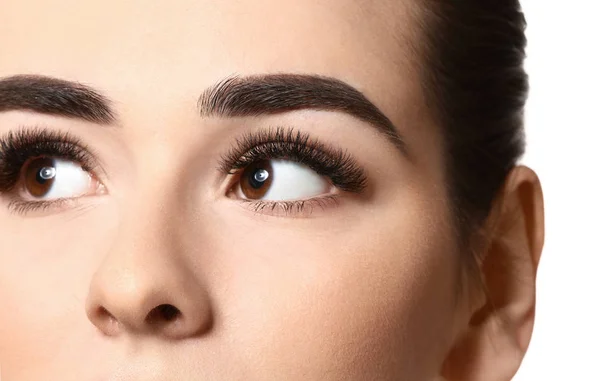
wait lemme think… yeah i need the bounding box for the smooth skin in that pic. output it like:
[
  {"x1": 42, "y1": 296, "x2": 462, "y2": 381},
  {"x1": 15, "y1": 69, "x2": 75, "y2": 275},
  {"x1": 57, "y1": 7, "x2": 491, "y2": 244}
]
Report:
[{"x1": 0, "y1": 1, "x2": 544, "y2": 380}]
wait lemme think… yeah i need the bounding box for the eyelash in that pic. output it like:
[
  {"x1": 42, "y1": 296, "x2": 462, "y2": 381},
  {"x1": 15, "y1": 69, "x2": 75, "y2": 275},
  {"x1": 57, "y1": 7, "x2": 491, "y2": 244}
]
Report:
[
  {"x1": 0, "y1": 126, "x2": 367, "y2": 216},
  {"x1": 0, "y1": 126, "x2": 100, "y2": 214},
  {"x1": 218, "y1": 127, "x2": 367, "y2": 215}
]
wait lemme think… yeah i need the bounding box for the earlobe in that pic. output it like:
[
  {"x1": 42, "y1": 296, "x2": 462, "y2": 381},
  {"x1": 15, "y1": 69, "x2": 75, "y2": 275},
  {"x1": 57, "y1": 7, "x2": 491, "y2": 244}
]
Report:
[{"x1": 440, "y1": 165, "x2": 545, "y2": 381}]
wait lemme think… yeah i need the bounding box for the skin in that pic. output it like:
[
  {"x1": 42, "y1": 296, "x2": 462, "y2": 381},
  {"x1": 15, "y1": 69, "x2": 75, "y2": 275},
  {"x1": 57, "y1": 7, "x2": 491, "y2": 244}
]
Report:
[{"x1": 0, "y1": 1, "x2": 545, "y2": 380}]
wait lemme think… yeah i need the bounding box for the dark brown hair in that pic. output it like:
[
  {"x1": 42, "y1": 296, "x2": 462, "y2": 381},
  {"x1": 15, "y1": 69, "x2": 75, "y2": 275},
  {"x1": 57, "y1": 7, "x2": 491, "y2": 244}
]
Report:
[{"x1": 420, "y1": 1, "x2": 528, "y2": 241}]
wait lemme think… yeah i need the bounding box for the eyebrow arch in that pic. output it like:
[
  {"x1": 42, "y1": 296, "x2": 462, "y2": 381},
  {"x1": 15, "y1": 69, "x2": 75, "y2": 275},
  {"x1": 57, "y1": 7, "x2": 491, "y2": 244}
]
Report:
[
  {"x1": 0, "y1": 74, "x2": 117, "y2": 125},
  {"x1": 198, "y1": 74, "x2": 407, "y2": 153}
]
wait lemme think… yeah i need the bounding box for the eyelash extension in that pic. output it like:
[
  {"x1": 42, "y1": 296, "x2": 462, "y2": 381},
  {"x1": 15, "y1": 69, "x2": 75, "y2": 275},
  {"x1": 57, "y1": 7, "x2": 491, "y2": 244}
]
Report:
[
  {"x1": 0, "y1": 126, "x2": 99, "y2": 199},
  {"x1": 218, "y1": 126, "x2": 368, "y2": 194}
]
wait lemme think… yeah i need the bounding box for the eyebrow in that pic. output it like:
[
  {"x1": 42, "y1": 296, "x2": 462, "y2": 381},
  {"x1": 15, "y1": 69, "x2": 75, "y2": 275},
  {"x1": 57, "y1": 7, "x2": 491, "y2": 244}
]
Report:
[
  {"x1": 198, "y1": 74, "x2": 405, "y2": 152},
  {"x1": 0, "y1": 73, "x2": 405, "y2": 152},
  {"x1": 0, "y1": 74, "x2": 117, "y2": 125}
]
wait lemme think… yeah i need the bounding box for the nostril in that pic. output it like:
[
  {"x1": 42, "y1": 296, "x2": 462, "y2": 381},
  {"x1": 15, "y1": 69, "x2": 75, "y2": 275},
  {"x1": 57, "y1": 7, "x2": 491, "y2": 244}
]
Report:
[
  {"x1": 158, "y1": 304, "x2": 180, "y2": 321},
  {"x1": 95, "y1": 306, "x2": 120, "y2": 335},
  {"x1": 147, "y1": 304, "x2": 181, "y2": 323},
  {"x1": 98, "y1": 306, "x2": 115, "y2": 320}
]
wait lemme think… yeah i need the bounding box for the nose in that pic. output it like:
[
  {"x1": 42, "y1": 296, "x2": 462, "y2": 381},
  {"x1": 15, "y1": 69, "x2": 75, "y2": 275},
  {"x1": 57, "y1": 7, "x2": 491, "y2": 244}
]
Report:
[{"x1": 85, "y1": 197, "x2": 214, "y2": 339}]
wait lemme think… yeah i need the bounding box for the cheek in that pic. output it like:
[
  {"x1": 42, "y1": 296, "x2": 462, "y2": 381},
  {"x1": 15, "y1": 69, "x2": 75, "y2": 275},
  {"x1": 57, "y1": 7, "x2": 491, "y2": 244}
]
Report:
[
  {"x1": 0, "y1": 205, "x2": 115, "y2": 372},
  {"x1": 213, "y1": 202, "x2": 460, "y2": 379},
  {"x1": 0, "y1": 193, "x2": 459, "y2": 380}
]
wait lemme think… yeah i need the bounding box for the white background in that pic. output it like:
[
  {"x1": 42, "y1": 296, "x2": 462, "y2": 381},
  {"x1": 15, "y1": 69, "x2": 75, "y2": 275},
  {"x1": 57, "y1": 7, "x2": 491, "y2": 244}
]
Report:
[{"x1": 515, "y1": 1, "x2": 599, "y2": 380}]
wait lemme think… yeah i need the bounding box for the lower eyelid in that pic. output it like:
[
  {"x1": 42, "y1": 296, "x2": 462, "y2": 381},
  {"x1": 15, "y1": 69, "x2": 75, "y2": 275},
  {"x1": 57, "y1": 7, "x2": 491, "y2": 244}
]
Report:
[
  {"x1": 235, "y1": 195, "x2": 341, "y2": 218},
  {"x1": 4, "y1": 192, "x2": 105, "y2": 216},
  {"x1": 5, "y1": 198, "x2": 76, "y2": 216}
]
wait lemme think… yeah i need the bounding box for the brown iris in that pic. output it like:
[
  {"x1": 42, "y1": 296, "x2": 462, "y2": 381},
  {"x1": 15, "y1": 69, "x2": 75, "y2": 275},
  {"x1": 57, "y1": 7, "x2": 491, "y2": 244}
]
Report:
[
  {"x1": 23, "y1": 157, "x2": 57, "y2": 198},
  {"x1": 240, "y1": 160, "x2": 273, "y2": 199}
]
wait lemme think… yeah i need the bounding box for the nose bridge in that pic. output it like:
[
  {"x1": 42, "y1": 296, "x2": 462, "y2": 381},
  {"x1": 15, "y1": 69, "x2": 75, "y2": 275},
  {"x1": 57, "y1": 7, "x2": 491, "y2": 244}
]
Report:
[{"x1": 85, "y1": 184, "x2": 213, "y2": 339}]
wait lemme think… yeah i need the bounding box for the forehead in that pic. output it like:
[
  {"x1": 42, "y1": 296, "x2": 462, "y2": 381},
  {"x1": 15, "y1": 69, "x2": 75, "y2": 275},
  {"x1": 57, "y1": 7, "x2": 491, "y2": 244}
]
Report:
[{"x1": 0, "y1": 0, "x2": 422, "y2": 123}]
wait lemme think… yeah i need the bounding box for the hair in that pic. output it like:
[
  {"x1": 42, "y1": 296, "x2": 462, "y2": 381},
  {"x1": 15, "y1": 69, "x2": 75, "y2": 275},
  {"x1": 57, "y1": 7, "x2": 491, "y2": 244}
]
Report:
[
  {"x1": 413, "y1": 1, "x2": 529, "y2": 301},
  {"x1": 418, "y1": 1, "x2": 528, "y2": 265}
]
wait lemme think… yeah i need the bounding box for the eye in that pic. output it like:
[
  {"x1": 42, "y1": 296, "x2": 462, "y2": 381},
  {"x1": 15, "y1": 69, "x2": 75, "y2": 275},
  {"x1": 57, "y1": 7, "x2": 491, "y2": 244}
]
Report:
[
  {"x1": 20, "y1": 156, "x2": 101, "y2": 200},
  {"x1": 233, "y1": 159, "x2": 331, "y2": 201}
]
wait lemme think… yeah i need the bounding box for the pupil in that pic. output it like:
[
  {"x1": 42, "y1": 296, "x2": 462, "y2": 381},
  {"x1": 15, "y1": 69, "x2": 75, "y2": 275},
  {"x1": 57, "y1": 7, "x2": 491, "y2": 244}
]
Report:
[
  {"x1": 250, "y1": 168, "x2": 269, "y2": 189},
  {"x1": 36, "y1": 166, "x2": 56, "y2": 183}
]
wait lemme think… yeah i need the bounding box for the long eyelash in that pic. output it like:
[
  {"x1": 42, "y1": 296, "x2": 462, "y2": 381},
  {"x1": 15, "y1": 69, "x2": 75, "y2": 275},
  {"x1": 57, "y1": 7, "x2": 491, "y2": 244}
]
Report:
[
  {"x1": 218, "y1": 126, "x2": 368, "y2": 193},
  {"x1": 0, "y1": 126, "x2": 98, "y2": 194}
]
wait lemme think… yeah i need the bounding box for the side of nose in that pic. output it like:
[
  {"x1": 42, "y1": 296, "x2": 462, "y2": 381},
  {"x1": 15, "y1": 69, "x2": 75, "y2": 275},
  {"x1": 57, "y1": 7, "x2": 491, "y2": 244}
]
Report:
[{"x1": 85, "y1": 199, "x2": 214, "y2": 340}]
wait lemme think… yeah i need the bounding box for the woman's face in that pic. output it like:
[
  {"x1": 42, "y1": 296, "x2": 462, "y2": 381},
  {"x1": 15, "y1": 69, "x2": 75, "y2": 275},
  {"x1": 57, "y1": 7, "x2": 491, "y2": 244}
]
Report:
[{"x1": 0, "y1": 1, "x2": 469, "y2": 380}]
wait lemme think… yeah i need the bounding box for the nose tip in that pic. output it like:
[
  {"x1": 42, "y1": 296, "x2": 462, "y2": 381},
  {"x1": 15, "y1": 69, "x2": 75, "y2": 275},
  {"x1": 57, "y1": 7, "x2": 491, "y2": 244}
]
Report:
[
  {"x1": 84, "y1": 188, "x2": 215, "y2": 341},
  {"x1": 85, "y1": 272, "x2": 214, "y2": 339}
]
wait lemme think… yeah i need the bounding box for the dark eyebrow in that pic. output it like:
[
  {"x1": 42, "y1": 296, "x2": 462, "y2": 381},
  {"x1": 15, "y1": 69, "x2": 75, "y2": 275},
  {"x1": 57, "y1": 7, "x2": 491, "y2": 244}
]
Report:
[
  {"x1": 198, "y1": 74, "x2": 406, "y2": 153},
  {"x1": 0, "y1": 74, "x2": 117, "y2": 125},
  {"x1": 0, "y1": 73, "x2": 406, "y2": 154}
]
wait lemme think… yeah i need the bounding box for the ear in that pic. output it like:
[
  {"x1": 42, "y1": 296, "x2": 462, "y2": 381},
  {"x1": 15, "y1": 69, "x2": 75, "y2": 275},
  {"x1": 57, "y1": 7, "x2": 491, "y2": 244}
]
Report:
[{"x1": 440, "y1": 165, "x2": 545, "y2": 381}]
